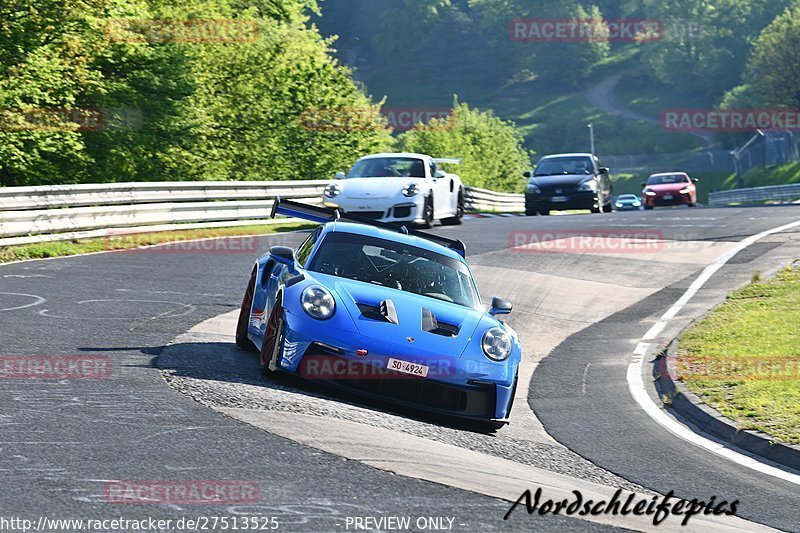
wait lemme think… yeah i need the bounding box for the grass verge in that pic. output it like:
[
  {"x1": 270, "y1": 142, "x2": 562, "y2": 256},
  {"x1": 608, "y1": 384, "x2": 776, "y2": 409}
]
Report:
[
  {"x1": 0, "y1": 223, "x2": 313, "y2": 264},
  {"x1": 677, "y1": 262, "x2": 800, "y2": 445}
]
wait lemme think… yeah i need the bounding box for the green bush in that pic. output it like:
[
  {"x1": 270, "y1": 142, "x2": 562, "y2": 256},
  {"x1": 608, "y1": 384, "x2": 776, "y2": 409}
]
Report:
[{"x1": 399, "y1": 99, "x2": 532, "y2": 193}]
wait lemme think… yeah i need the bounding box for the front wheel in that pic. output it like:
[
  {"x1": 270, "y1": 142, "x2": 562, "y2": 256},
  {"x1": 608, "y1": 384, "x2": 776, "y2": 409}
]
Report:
[
  {"x1": 420, "y1": 195, "x2": 434, "y2": 228},
  {"x1": 259, "y1": 302, "x2": 285, "y2": 376},
  {"x1": 538, "y1": 210, "x2": 550, "y2": 216},
  {"x1": 441, "y1": 190, "x2": 464, "y2": 225},
  {"x1": 235, "y1": 269, "x2": 258, "y2": 352},
  {"x1": 644, "y1": 206, "x2": 654, "y2": 210}
]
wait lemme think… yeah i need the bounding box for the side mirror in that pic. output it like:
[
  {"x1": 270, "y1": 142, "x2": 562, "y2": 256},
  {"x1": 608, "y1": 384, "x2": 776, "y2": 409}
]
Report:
[
  {"x1": 640, "y1": 182, "x2": 646, "y2": 188},
  {"x1": 523, "y1": 171, "x2": 532, "y2": 179},
  {"x1": 334, "y1": 171, "x2": 345, "y2": 180},
  {"x1": 270, "y1": 246, "x2": 295, "y2": 267},
  {"x1": 433, "y1": 170, "x2": 446, "y2": 179},
  {"x1": 489, "y1": 296, "x2": 513, "y2": 316},
  {"x1": 692, "y1": 178, "x2": 699, "y2": 183},
  {"x1": 599, "y1": 167, "x2": 609, "y2": 174}
]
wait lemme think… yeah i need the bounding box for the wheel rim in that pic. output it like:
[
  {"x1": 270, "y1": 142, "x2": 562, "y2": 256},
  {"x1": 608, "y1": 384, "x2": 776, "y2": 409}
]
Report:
[
  {"x1": 260, "y1": 306, "x2": 282, "y2": 369},
  {"x1": 426, "y1": 199, "x2": 433, "y2": 223}
]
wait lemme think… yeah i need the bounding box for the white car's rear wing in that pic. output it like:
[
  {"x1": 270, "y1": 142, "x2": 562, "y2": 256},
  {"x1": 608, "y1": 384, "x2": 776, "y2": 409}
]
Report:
[{"x1": 432, "y1": 158, "x2": 462, "y2": 165}]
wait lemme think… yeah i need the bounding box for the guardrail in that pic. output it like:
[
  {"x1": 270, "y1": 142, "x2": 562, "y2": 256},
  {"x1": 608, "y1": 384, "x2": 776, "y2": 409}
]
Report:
[
  {"x1": 0, "y1": 181, "x2": 524, "y2": 247},
  {"x1": 708, "y1": 183, "x2": 800, "y2": 207}
]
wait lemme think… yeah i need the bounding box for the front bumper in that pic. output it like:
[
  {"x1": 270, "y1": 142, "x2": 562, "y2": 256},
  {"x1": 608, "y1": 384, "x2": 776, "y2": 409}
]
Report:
[
  {"x1": 525, "y1": 191, "x2": 598, "y2": 212},
  {"x1": 274, "y1": 308, "x2": 515, "y2": 422},
  {"x1": 644, "y1": 193, "x2": 692, "y2": 207},
  {"x1": 324, "y1": 196, "x2": 426, "y2": 224}
]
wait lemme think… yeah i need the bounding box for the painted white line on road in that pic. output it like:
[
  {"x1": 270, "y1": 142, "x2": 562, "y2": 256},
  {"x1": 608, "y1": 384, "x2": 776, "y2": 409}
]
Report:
[
  {"x1": 642, "y1": 321, "x2": 666, "y2": 340},
  {"x1": 628, "y1": 218, "x2": 800, "y2": 486}
]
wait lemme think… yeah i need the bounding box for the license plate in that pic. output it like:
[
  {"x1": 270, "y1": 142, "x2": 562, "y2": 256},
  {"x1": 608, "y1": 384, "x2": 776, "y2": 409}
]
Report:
[
  {"x1": 387, "y1": 358, "x2": 429, "y2": 377},
  {"x1": 663, "y1": 194, "x2": 674, "y2": 200},
  {"x1": 550, "y1": 196, "x2": 568, "y2": 202}
]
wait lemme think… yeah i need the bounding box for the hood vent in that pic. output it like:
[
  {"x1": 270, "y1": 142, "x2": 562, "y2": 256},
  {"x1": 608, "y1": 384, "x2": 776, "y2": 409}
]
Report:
[
  {"x1": 421, "y1": 308, "x2": 459, "y2": 337},
  {"x1": 357, "y1": 299, "x2": 399, "y2": 324}
]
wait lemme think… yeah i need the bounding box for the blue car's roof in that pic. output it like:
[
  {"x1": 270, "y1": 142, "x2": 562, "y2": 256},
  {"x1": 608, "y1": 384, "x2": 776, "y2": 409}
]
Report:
[{"x1": 320, "y1": 221, "x2": 466, "y2": 262}]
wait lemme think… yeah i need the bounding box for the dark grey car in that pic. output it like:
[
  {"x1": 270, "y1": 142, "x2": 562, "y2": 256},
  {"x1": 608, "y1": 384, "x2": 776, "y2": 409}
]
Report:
[{"x1": 523, "y1": 153, "x2": 614, "y2": 216}]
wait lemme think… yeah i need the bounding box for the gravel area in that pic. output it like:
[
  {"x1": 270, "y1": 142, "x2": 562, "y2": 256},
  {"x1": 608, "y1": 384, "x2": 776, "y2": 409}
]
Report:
[{"x1": 162, "y1": 365, "x2": 649, "y2": 495}]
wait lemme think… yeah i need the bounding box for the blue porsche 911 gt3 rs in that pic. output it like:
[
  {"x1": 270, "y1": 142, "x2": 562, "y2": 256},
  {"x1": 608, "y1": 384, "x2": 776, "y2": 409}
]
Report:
[{"x1": 235, "y1": 198, "x2": 521, "y2": 429}]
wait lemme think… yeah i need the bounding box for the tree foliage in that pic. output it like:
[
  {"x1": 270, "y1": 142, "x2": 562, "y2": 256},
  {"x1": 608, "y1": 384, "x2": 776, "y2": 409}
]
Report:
[
  {"x1": 0, "y1": 0, "x2": 390, "y2": 186},
  {"x1": 399, "y1": 99, "x2": 531, "y2": 192}
]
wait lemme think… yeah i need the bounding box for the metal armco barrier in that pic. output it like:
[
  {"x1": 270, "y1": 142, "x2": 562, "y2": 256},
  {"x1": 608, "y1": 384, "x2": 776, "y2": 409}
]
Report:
[
  {"x1": 0, "y1": 181, "x2": 524, "y2": 246},
  {"x1": 708, "y1": 183, "x2": 800, "y2": 207}
]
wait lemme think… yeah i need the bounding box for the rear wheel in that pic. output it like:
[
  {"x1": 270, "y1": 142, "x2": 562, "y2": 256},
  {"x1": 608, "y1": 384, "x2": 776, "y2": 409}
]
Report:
[
  {"x1": 420, "y1": 195, "x2": 434, "y2": 228},
  {"x1": 644, "y1": 206, "x2": 654, "y2": 210},
  {"x1": 259, "y1": 301, "x2": 285, "y2": 376},
  {"x1": 442, "y1": 190, "x2": 464, "y2": 225},
  {"x1": 538, "y1": 210, "x2": 550, "y2": 216},
  {"x1": 602, "y1": 200, "x2": 613, "y2": 213},
  {"x1": 235, "y1": 269, "x2": 258, "y2": 352}
]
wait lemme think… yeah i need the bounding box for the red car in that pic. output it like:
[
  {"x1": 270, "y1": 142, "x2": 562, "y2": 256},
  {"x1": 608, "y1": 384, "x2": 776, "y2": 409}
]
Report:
[{"x1": 642, "y1": 172, "x2": 698, "y2": 209}]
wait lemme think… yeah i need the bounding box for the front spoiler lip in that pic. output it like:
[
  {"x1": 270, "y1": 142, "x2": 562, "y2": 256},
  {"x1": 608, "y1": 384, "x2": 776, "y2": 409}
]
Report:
[{"x1": 294, "y1": 373, "x2": 504, "y2": 425}]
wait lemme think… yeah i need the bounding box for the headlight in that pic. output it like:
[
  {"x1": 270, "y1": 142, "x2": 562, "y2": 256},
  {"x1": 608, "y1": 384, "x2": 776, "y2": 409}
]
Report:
[
  {"x1": 402, "y1": 183, "x2": 418, "y2": 197},
  {"x1": 301, "y1": 286, "x2": 335, "y2": 320},
  {"x1": 482, "y1": 327, "x2": 512, "y2": 361},
  {"x1": 679, "y1": 187, "x2": 691, "y2": 194},
  {"x1": 633, "y1": 201, "x2": 641, "y2": 206},
  {"x1": 615, "y1": 203, "x2": 623, "y2": 208},
  {"x1": 643, "y1": 188, "x2": 656, "y2": 196},
  {"x1": 324, "y1": 183, "x2": 341, "y2": 198},
  {"x1": 526, "y1": 182, "x2": 541, "y2": 194},
  {"x1": 577, "y1": 180, "x2": 597, "y2": 192}
]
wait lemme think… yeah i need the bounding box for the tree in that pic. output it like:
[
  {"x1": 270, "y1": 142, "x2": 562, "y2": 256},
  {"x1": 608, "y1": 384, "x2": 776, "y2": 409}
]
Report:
[
  {"x1": 399, "y1": 98, "x2": 532, "y2": 192},
  {"x1": 743, "y1": 5, "x2": 800, "y2": 108}
]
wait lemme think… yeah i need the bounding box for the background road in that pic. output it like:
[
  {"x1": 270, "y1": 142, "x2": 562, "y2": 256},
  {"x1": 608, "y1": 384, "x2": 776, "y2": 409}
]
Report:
[{"x1": 1, "y1": 205, "x2": 799, "y2": 531}]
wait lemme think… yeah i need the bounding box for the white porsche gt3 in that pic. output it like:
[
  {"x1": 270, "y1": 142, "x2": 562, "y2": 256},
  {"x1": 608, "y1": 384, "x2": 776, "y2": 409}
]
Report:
[{"x1": 322, "y1": 152, "x2": 465, "y2": 227}]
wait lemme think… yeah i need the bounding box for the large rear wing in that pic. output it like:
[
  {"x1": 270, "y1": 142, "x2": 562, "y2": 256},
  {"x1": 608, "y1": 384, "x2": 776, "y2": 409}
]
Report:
[
  {"x1": 432, "y1": 158, "x2": 462, "y2": 165},
  {"x1": 270, "y1": 197, "x2": 466, "y2": 257}
]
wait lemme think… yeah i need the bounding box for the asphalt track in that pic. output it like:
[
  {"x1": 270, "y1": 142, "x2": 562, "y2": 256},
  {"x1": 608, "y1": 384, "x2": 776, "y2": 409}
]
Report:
[{"x1": 1, "y1": 205, "x2": 799, "y2": 531}]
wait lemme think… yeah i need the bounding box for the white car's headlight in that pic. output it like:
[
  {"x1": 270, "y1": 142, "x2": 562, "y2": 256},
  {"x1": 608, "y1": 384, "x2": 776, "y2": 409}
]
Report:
[
  {"x1": 577, "y1": 180, "x2": 598, "y2": 192},
  {"x1": 482, "y1": 327, "x2": 512, "y2": 361},
  {"x1": 402, "y1": 183, "x2": 418, "y2": 197},
  {"x1": 526, "y1": 182, "x2": 541, "y2": 194},
  {"x1": 324, "y1": 184, "x2": 341, "y2": 198},
  {"x1": 301, "y1": 286, "x2": 335, "y2": 320}
]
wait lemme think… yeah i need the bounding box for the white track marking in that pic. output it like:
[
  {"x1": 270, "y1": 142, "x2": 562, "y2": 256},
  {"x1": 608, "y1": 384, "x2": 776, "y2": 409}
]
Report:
[
  {"x1": 628, "y1": 219, "x2": 800, "y2": 486},
  {"x1": 0, "y1": 293, "x2": 46, "y2": 312}
]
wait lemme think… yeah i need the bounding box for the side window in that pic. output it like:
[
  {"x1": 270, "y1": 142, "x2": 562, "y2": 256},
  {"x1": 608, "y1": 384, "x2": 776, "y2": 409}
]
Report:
[
  {"x1": 429, "y1": 161, "x2": 437, "y2": 178},
  {"x1": 295, "y1": 228, "x2": 319, "y2": 267}
]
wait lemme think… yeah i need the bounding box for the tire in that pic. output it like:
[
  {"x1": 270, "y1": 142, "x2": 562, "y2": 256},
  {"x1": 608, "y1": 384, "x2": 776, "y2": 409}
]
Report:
[
  {"x1": 688, "y1": 202, "x2": 697, "y2": 208},
  {"x1": 644, "y1": 206, "x2": 654, "y2": 210},
  {"x1": 538, "y1": 210, "x2": 550, "y2": 216},
  {"x1": 235, "y1": 269, "x2": 258, "y2": 352},
  {"x1": 420, "y1": 195, "x2": 434, "y2": 229},
  {"x1": 259, "y1": 300, "x2": 285, "y2": 376},
  {"x1": 441, "y1": 190, "x2": 464, "y2": 225},
  {"x1": 602, "y1": 201, "x2": 613, "y2": 213}
]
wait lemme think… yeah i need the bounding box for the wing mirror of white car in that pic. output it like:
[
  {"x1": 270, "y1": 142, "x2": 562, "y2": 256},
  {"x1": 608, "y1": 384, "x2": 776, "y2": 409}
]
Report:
[
  {"x1": 433, "y1": 170, "x2": 446, "y2": 179},
  {"x1": 489, "y1": 296, "x2": 513, "y2": 316},
  {"x1": 334, "y1": 171, "x2": 345, "y2": 179}
]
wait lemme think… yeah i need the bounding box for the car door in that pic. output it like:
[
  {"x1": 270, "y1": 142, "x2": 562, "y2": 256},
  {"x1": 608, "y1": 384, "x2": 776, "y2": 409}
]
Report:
[{"x1": 430, "y1": 161, "x2": 454, "y2": 216}]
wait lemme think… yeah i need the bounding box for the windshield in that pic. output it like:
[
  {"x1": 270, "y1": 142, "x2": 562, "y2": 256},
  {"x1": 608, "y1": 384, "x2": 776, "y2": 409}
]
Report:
[
  {"x1": 308, "y1": 232, "x2": 480, "y2": 309},
  {"x1": 647, "y1": 174, "x2": 689, "y2": 185},
  {"x1": 618, "y1": 195, "x2": 638, "y2": 200},
  {"x1": 347, "y1": 157, "x2": 426, "y2": 178},
  {"x1": 534, "y1": 157, "x2": 594, "y2": 176}
]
